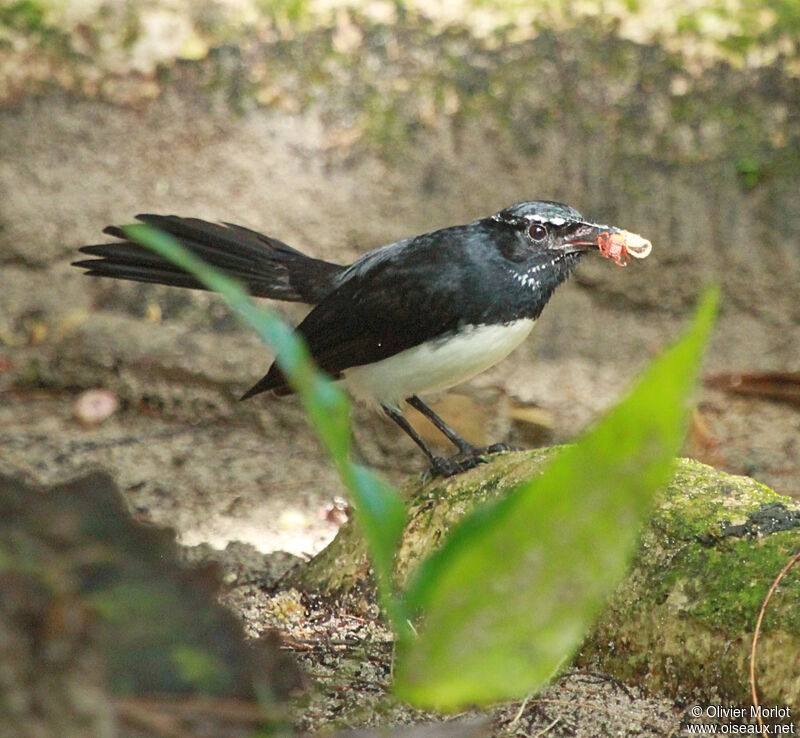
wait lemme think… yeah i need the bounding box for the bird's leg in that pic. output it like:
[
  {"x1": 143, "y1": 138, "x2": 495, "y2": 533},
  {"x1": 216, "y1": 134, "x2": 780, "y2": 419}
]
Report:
[
  {"x1": 384, "y1": 402, "x2": 510, "y2": 479},
  {"x1": 407, "y1": 396, "x2": 473, "y2": 454},
  {"x1": 382, "y1": 404, "x2": 441, "y2": 466},
  {"x1": 408, "y1": 396, "x2": 511, "y2": 456},
  {"x1": 383, "y1": 404, "x2": 475, "y2": 478}
]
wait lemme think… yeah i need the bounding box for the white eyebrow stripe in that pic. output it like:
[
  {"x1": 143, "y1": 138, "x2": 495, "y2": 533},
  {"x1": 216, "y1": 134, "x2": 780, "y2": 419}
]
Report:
[{"x1": 524, "y1": 214, "x2": 567, "y2": 226}]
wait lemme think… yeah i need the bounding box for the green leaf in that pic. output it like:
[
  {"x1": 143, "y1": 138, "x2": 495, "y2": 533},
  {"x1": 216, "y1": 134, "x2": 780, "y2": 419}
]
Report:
[
  {"x1": 122, "y1": 224, "x2": 408, "y2": 630},
  {"x1": 394, "y1": 288, "x2": 720, "y2": 709}
]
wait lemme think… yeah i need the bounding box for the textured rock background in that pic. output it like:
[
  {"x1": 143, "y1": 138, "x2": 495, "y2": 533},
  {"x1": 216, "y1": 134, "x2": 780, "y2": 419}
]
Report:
[{"x1": 1, "y1": 2, "x2": 798, "y2": 559}]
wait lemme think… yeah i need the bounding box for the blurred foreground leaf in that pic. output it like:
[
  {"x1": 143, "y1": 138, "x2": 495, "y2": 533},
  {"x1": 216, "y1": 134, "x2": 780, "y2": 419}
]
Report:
[
  {"x1": 0, "y1": 472, "x2": 299, "y2": 734},
  {"x1": 394, "y1": 289, "x2": 719, "y2": 709},
  {"x1": 124, "y1": 224, "x2": 408, "y2": 628}
]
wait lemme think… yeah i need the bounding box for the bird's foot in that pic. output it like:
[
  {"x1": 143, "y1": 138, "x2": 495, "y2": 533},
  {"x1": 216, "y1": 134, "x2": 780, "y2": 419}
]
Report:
[
  {"x1": 427, "y1": 454, "x2": 484, "y2": 479},
  {"x1": 481, "y1": 442, "x2": 515, "y2": 454},
  {"x1": 428, "y1": 443, "x2": 513, "y2": 479}
]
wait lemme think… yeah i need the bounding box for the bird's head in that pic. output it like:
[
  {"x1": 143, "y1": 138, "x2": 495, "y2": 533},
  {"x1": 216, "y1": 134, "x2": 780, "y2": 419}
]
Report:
[{"x1": 490, "y1": 200, "x2": 651, "y2": 271}]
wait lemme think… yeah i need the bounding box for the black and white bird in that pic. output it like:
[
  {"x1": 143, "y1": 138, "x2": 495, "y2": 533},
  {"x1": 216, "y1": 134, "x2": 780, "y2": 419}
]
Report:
[{"x1": 73, "y1": 200, "x2": 651, "y2": 476}]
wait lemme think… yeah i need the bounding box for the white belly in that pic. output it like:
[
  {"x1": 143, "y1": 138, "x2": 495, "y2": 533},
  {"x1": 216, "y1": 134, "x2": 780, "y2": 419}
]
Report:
[{"x1": 343, "y1": 319, "x2": 535, "y2": 408}]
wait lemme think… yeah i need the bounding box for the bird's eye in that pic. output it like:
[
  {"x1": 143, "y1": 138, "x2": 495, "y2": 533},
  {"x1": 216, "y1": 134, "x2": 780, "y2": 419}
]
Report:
[{"x1": 528, "y1": 223, "x2": 548, "y2": 242}]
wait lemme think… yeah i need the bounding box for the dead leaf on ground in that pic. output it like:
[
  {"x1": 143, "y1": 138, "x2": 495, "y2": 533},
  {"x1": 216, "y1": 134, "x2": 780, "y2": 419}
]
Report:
[{"x1": 705, "y1": 371, "x2": 800, "y2": 407}]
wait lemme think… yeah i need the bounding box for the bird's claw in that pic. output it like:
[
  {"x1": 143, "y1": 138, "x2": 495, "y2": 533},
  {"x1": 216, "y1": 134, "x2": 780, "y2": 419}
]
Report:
[
  {"x1": 428, "y1": 454, "x2": 485, "y2": 479},
  {"x1": 427, "y1": 443, "x2": 512, "y2": 479},
  {"x1": 484, "y1": 442, "x2": 515, "y2": 454}
]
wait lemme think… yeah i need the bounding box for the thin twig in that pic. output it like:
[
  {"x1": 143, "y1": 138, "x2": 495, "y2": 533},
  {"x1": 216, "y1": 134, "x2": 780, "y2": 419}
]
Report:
[
  {"x1": 531, "y1": 716, "x2": 561, "y2": 738},
  {"x1": 509, "y1": 694, "x2": 531, "y2": 730},
  {"x1": 529, "y1": 697, "x2": 618, "y2": 719},
  {"x1": 749, "y1": 548, "x2": 800, "y2": 731},
  {"x1": 565, "y1": 668, "x2": 634, "y2": 700},
  {"x1": 115, "y1": 699, "x2": 192, "y2": 738},
  {"x1": 115, "y1": 696, "x2": 268, "y2": 724}
]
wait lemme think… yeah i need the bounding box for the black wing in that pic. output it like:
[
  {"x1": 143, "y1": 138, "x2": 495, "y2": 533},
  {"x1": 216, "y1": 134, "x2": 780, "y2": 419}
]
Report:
[{"x1": 241, "y1": 225, "x2": 500, "y2": 398}]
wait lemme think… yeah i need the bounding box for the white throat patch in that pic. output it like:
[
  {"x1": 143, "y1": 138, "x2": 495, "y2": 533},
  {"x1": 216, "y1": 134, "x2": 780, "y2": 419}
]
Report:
[{"x1": 512, "y1": 259, "x2": 560, "y2": 290}]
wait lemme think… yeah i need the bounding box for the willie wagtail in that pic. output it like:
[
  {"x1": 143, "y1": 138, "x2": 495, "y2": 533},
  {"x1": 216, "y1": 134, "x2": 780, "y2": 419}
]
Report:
[{"x1": 73, "y1": 200, "x2": 651, "y2": 477}]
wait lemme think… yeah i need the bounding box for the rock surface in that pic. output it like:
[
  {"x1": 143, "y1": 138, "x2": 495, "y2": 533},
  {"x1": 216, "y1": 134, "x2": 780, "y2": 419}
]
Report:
[{"x1": 290, "y1": 451, "x2": 800, "y2": 714}]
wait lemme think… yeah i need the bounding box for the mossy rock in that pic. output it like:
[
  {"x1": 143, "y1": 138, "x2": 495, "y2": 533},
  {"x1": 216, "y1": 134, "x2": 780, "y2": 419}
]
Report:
[
  {"x1": 288, "y1": 450, "x2": 800, "y2": 712},
  {"x1": 578, "y1": 459, "x2": 800, "y2": 711}
]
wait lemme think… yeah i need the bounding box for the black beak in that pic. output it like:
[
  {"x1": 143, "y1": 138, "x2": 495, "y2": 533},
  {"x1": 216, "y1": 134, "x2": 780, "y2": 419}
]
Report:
[
  {"x1": 554, "y1": 222, "x2": 652, "y2": 262},
  {"x1": 554, "y1": 222, "x2": 619, "y2": 255}
]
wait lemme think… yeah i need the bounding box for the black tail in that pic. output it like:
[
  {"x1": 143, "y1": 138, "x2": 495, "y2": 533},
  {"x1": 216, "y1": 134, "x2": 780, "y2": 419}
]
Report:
[{"x1": 73, "y1": 214, "x2": 344, "y2": 304}]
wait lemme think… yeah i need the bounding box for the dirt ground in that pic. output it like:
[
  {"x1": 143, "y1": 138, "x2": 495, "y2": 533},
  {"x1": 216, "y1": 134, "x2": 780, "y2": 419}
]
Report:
[{"x1": 1, "y1": 85, "x2": 798, "y2": 558}]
